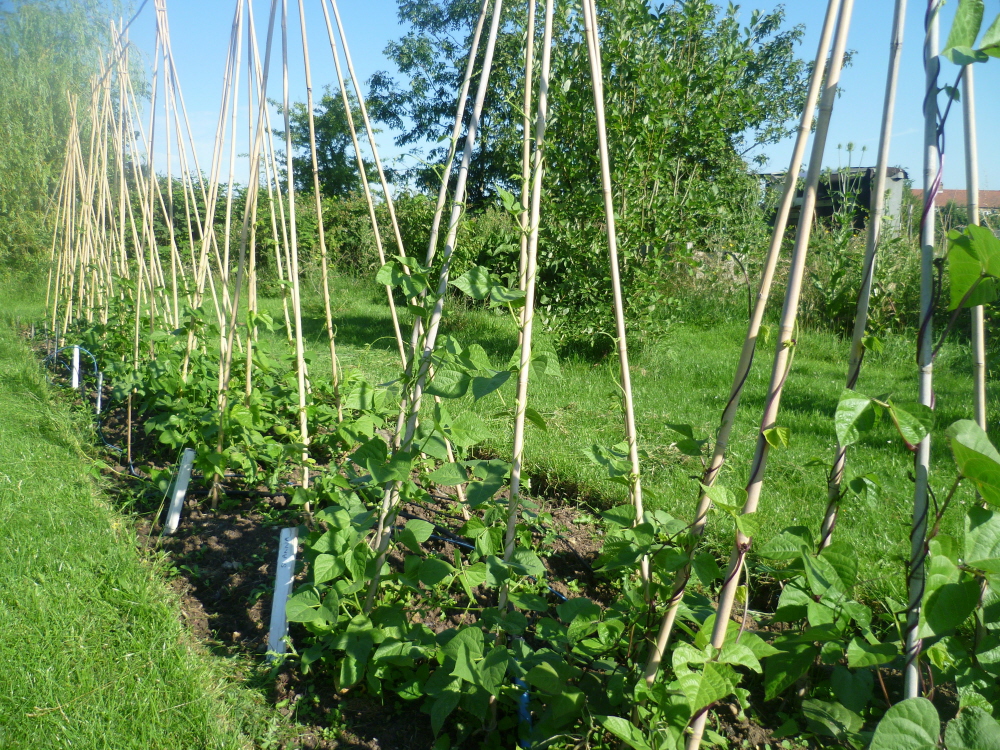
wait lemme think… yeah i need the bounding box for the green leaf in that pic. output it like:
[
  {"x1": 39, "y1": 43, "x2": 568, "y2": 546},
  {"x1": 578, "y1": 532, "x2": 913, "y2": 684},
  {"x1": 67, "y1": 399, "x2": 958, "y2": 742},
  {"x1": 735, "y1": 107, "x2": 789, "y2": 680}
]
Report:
[
  {"x1": 529, "y1": 351, "x2": 562, "y2": 379},
  {"x1": 757, "y1": 526, "x2": 813, "y2": 560},
  {"x1": 979, "y1": 13, "x2": 1000, "y2": 57},
  {"x1": 944, "y1": 45, "x2": 990, "y2": 64},
  {"x1": 427, "y1": 462, "x2": 468, "y2": 486},
  {"x1": 948, "y1": 225, "x2": 1000, "y2": 308},
  {"x1": 764, "y1": 640, "x2": 818, "y2": 700},
  {"x1": 376, "y1": 260, "x2": 426, "y2": 298},
  {"x1": 460, "y1": 343, "x2": 492, "y2": 372},
  {"x1": 313, "y1": 553, "x2": 346, "y2": 584},
  {"x1": 286, "y1": 588, "x2": 321, "y2": 622},
  {"x1": 820, "y1": 540, "x2": 859, "y2": 592},
  {"x1": 801, "y1": 698, "x2": 863, "y2": 739},
  {"x1": 424, "y1": 369, "x2": 471, "y2": 399},
  {"x1": 508, "y1": 591, "x2": 550, "y2": 611},
  {"x1": 719, "y1": 642, "x2": 762, "y2": 673},
  {"x1": 692, "y1": 552, "x2": 722, "y2": 585},
  {"x1": 418, "y1": 558, "x2": 454, "y2": 587},
  {"x1": 594, "y1": 715, "x2": 652, "y2": 750},
  {"x1": 923, "y1": 578, "x2": 981, "y2": 636},
  {"x1": 367, "y1": 451, "x2": 413, "y2": 484},
  {"x1": 802, "y1": 541, "x2": 857, "y2": 596},
  {"x1": 677, "y1": 661, "x2": 736, "y2": 713},
  {"x1": 430, "y1": 685, "x2": 461, "y2": 735},
  {"x1": 830, "y1": 665, "x2": 874, "y2": 714},
  {"x1": 471, "y1": 370, "x2": 511, "y2": 400},
  {"x1": 944, "y1": 706, "x2": 1000, "y2": 750},
  {"x1": 524, "y1": 407, "x2": 547, "y2": 432},
  {"x1": 397, "y1": 518, "x2": 434, "y2": 554},
  {"x1": 510, "y1": 548, "x2": 546, "y2": 578},
  {"x1": 443, "y1": 626, "x2": 484, "y2": 664},
  {"x1": 478, "y1": 646, "x2": 509, "y2": 694},
  {"x1": 835, "y1": 389, "x2": 877, "y2": 447},
  {"x1": 846, "y1": 637, "x2": 898, "y2": 668},
  {"x1": 869, "y1": 697, "x2": 940, "y2": 750},
  {"x1": 763, "y1": 426, "x2": 791, "y2": 449},
  {"x1": 525, "y1": 661, "x2": 565, "y2": 694},
  {"x1": 489, "y1": 285, "x2": 526, "y2": 307},
  {"x1": 888, "y1": 402, "x2": 934, "y2": 447},
  {"x1": 947, "y1": 420, "x2": 1000, "y2": 505},
  {"x1": 943, "y1": 0, "x2": 985, "y2": 62},
  {"x1": 965, "y1": 505, "x2": 1000, "y2": 572},
  {"x1": 449, "y1": 266, "x2": 492, "y2": 299}
]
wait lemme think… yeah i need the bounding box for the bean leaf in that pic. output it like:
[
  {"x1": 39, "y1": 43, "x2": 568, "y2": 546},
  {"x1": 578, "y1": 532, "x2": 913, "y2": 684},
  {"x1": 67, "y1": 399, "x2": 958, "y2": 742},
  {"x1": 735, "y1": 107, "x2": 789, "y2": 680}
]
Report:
[
  {"x1": 944, "y1": 706, "x2": 1000, "y2": 750},
  {"x1": 869, "y1": 697, "x2": 940, "y2": 750},
  {"x1": 835, "y1": 389, "x2": 877, "y2": 447},
  {"x1": 450, "y1": 266, "x2": 492, "y2": 299},
  {"x1": 947, "y1": 419, "x2": 1000, "y2": 505}
]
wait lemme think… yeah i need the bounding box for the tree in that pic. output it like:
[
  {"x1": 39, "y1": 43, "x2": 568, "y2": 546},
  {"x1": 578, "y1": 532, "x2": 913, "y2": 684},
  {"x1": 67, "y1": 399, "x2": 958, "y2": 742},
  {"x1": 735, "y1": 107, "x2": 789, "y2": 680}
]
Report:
[
  {"x1": 371, "y1": 0, "x2": 810, "y2": 347},
  {"x1": 283, "y1": 85, "x2": 370, "y2": 198}
]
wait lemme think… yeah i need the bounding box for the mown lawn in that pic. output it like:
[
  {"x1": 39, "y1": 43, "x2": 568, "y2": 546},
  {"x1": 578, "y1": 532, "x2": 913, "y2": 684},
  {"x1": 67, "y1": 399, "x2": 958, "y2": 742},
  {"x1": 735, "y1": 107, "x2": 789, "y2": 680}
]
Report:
[
  {"x1": 258, "y1": 273, "x2": 998, "y2": 601},
  {"x1": 0, "y1": 309, "x2": 269, "y2": 749}
]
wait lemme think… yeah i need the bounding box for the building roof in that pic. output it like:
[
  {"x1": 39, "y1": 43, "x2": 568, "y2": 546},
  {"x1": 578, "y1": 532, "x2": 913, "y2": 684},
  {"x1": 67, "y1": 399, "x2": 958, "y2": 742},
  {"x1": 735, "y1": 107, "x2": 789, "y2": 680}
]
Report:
[{"x1": 912, "y1": 189, "x2": 1000, "y2": 210}]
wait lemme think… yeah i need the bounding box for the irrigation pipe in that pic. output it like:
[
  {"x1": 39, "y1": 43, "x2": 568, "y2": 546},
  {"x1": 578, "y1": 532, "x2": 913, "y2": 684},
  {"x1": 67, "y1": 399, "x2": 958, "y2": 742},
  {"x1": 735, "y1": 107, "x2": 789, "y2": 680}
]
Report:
[
  {"x1": 687, "y1": 1, "x2": 856, "y2": 747},
  {"x1": 642, "y1": 0, "x2": 845, "y2": 683},
  {"x1": 820, "y1": 0, "x2": 907, "y2": 550}
]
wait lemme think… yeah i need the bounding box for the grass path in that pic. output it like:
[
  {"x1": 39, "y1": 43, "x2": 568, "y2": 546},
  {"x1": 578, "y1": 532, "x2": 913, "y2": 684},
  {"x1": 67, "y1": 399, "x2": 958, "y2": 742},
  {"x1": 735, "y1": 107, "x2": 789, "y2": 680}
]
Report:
[{"x1": 0, "y1": 316, "x2": 267, "y2": 749}]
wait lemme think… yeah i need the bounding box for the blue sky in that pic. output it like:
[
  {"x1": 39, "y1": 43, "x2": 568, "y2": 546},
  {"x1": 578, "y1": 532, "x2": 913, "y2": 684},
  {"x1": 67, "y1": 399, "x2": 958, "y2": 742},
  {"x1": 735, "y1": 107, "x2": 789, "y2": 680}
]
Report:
[{"x1": 128, "y1": 0, "x2": 998, "y2": 190}]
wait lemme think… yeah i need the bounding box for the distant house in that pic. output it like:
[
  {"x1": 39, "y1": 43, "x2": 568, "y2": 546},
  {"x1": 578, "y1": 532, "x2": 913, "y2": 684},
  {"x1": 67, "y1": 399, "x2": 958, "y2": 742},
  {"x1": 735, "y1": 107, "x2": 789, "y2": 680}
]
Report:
[
  {"x1": 911, "y1": 188, "x2": 1000, "y2": 217},
  {"x1": 759, "y1": 167, "x2": 909, "y2": 231}
]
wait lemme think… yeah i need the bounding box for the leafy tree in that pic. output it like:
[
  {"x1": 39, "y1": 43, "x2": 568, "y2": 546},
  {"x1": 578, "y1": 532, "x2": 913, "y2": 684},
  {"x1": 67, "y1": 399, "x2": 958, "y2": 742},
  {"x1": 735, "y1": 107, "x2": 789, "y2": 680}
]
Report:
[
  {"x1": 370, "y1": 0, "x2": 809, "y2": 346},
  {"x1": 282, "y1": 85, "x2": 373, "y2": 198}
]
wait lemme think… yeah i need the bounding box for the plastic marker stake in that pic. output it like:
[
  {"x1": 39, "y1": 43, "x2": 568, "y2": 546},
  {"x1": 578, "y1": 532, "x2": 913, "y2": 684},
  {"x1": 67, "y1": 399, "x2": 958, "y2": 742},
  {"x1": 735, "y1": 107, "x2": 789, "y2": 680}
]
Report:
[
  {"x1": 268, "y1": 527, "x2": 299, "y2": 658},
  {"x1": 71, "y1": 346, "x2": 80, "y2": 389},
  {"x1": 163, "y1": 448, "x2": 195, "y2": 535},
  {"x1": 95, "y1": 372, "x2": 103, "y2": 415}
]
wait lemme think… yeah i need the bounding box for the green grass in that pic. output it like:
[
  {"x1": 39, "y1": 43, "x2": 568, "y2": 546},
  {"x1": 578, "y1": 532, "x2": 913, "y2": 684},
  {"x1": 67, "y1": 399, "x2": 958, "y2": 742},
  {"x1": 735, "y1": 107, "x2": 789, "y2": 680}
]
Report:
[
  {"x1": 260, "y1": 273, "x2": 998, "y2": 600},
  {"x1": 0, "y1": 307, "x2": 269, "y2": 749}
]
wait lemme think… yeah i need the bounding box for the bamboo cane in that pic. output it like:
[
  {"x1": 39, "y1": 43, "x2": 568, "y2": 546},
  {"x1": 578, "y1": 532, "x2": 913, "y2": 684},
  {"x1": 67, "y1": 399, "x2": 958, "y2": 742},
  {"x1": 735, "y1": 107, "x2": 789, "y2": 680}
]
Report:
[
  {"x1": 643, "y1": 0, "x2": 844, "y2": 680},
  {"x1": 498, "y1": 0, "x2": 554, "y2": 611},
  {"x1": 212, "y1": 0, "x2": 279, "y2": 508},
  {"x1": 297, "y1": 0, "x2": 342, "y2": 420},
  {"x1": 246, "y1": 0, "x2": 295, "y2": 343},
  {"x1": 820, "y1": 0, "x2": 908, "y2": 550},
  {"x1": 280, "y1": 0, "x2": 311, "y2": 490},
  {"x1": 963, "y1": 66, "x2": 986, "y2": 432},
  {"x1": 329, "y1": 0, "x2": 409, "y2": 270},
  {"x1": 904, "y1": 0, "x2": 941, "y2": 700},
  {"x1": 581, "y1": 0, "x2": 647, "y2": 586},
  {"x1": 364, "y1": 0, "x2": 505, "y2": 614},
  {"x1": 317, "y1": 0, "x2": 406, "y2": 363},
  {"x1": 518, "y1": 0, "x2": 537, "y2": 293},
  {"x1": 686, "y1": 2, "x2": 855, "y2": 746}
]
